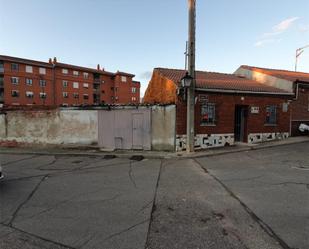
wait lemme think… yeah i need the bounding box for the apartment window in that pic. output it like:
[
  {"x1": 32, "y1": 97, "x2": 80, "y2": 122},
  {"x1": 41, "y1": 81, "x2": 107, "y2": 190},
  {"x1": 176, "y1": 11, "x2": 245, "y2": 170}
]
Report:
[
  {"x1": 25, "y1": 65, "x2": 33, "y2": 73},
  {"x1": 11, "y1": 77, "x2": 19, "y2": 85},
  {"x1": 26, "y1": 91, "x2": 34, "y2": 98},
  {"x1": 102, "y1": 90, "x2": 105, "y2": 94},
  {"x1": 111, "y1": 87, "x2": 114, "y2": 91},
  {"x1": 83, "y1": 83, "x2": 89, "y2": 88},
  {"x1": 73, "y1": 82, "x2": 79, "y2": 89},
  {"x1": 26, "y1": 78, "x2": 33, "y2": 86},
  {"x1": 83, "y1": 72, "x2": 89, "y2": 79},
  {"x1": 39, "y1": 67, "x2": 46, "y2": 75},
  {"x1": 39, "y1": 80, "x2": 46, "y2": 87},
  {"x1": 132, "y1": 87, "x2": 137, "y2": 93},
  {"x1": 73, "y1": 93, "x2": 79, "y2": 99},
  {"x1": 115, "y1": 96, "x2": 118, "y2": 100},
  {"x1": 121, "y1": 76, "x2": 127, "y2": 82},
  {"x1": 83, "y1": 94, "x2": 89, "y2": 100},
  {"x1": 62, "y1": 80, "x2": 68, "y2": 87},
  {"x1": 63, "y1": 92, "x2": 68, "y2": 98},
  {"x1": 11, "y1": 90, "x2": 19, "y2": 97},
  {"x1": 11, "y1": 63, "x2": 19, "y2": 71},
  {"x1": 265, "y1": 105, "x2": 277, "y2": 125},
  {"x1": 39, "y1": 92, "x2": 47, "y2": 99},
  {"x1": 201, "y1": 103, "x2": 216, "y2": 125},
  {"x1": 132, "y1": 97, "x2": 136, "y2": 102},
  {"x1": 62, "y1": 68, "x2": 68, "y2": 74},
  {"x1": 73, "y1": 70, "x2": 79, "y2": 76}
]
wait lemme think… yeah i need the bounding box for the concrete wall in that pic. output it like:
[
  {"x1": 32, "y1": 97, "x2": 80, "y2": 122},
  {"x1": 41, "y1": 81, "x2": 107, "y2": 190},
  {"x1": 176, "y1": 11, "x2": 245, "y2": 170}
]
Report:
[
  {"x1": 151, "y1": 105, "x2": 176, "y2": 151},
  {"x1": 234, "y1": 67, "x2": 294, "y2": 92},
  {"x1": 0, "y1": 110, "x2": 98, "y2": 145}
]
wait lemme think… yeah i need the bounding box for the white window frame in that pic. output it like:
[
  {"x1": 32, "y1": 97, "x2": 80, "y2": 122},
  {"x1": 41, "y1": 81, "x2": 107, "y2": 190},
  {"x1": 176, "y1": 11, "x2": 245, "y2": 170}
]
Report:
[
  {"x1": 25, "y1": 65, "x2": 33, "y2": 73},
  {"x1": 132, "y1": 87, "x2": 136, "y2": 93},
  {"x1": 83, "y1": 72, "x2": 89, "y2": 79},
  {"x1": 39, "y1": 80, "x2": 46, "y2": 87},
  {"x1": 62, "y1": 80, "x2": 68, "y2": 87},
  {"x1": 73, "y1": 82, "x2": 79, "y2": 89},
  {"x1": 73, "y1": 70, "x2": 79, "y2": 76},
  {"x1": 11, "y1": 90, "x2": 19, "y2": 97},
  {"x1": 63, "y1": 92, "x2": 68, "y2": 98},
  {"x1": 39, "y1": 67, "x2": 46, "y2": 75},
  {"x1": 39, "y1": 92, "x2": 47, "y2": 99},
  {"x1": 26, "y1": 91, "x2": 34, "y2": 98},
  {"x1": 201, "y1": 103, "x2": 216, "y2": 126},
  {"x1": 121, "y1": 76, "x2": 127, "y2": 82},
  {"x1": 11, "y1": 77, "x2": 19, "y2": 85},
  {"x1": 62, "y1": 68, "x2": 68, "y2": 74},
  {"x1": 83, "y1": 83, "x2": 89, "y2": 88},
  {"x1": 26, "y1": 78, "x2": 33, "y2": 86},
  {"x1": 132, "y1": 97, "x2": 136, "y2": 101}
]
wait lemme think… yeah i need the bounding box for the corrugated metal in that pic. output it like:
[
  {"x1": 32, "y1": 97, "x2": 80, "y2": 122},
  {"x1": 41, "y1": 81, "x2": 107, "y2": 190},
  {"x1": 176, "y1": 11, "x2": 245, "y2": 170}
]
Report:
[{"x1": 98, "y1": 109, "x2": 151, "y2": 150}]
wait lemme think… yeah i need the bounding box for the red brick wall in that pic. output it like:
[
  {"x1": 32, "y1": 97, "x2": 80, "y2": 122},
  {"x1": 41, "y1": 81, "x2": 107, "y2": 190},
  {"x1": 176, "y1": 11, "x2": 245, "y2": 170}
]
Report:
[
  {"x1": 143, "y1": 70, "x2": 177, "y2": 104},
  {"x1": 176, "y1": 92, "x2": 291, "y2": 140},
  {"x1": 1, "y1": 58, "x2": 141, "y2": 106},
  {"x1": 3, "y1": 62, "x2": 54, "y2": 106}
]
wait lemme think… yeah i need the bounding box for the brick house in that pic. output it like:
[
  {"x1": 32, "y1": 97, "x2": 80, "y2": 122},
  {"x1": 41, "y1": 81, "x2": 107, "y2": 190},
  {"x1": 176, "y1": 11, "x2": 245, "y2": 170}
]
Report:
[
  {"x1": 0, "y1": 55, "x2": 140, "y2": 107},
  {"x1": 235, "y1": 66, "x2": 309, "y2": 136},
  {"x1": 144, "y1": 68, "x2": 293, "y2": 151}
]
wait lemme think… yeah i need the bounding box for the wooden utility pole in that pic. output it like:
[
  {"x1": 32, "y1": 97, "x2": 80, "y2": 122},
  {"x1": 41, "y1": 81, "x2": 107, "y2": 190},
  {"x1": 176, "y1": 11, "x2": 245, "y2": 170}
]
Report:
[{"x1": 186, "y1": 0, "x2": 196, "y2": 152}]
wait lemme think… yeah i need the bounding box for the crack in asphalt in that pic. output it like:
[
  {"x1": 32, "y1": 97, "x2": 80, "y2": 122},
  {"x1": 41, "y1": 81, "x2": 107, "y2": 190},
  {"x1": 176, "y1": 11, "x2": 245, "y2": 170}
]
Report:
[
  {"x1": 271, "y1": 182, "x2": 309, "y2": 189},
  {"x1": 8, "y1": 175, "x2": 49, "y2": 227},
  {"x1": 0, "y1": 223, "x2": 76, "y2": 249},
  {"x1": 129, "y1": 161, "x2": 137, "y2": 188},
  {"x1": 224, "y1": 175, "x2": 264, "y2": 182},
  {"x1": 2, "y1": 155, "x2": 39, "y2": 166},
  {"x1": 194, "y1": 159, "x2": 292, "y2": 249},
  {"x1": 145, "y1": 159, "x2": 164, "y2": 249}
]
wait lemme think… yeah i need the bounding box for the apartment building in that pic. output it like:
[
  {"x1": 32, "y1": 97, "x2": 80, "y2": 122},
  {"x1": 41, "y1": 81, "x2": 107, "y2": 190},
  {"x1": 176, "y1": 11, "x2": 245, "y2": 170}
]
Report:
[{"x1": 0, "y1": 55, "x2": 140, "y2": 107}]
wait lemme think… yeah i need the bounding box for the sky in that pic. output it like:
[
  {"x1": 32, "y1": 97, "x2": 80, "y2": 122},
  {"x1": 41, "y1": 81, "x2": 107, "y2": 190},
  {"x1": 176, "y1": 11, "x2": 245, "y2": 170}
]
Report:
[{"x1": 1, "y1": 0, "x2": 309, "y2": 96}]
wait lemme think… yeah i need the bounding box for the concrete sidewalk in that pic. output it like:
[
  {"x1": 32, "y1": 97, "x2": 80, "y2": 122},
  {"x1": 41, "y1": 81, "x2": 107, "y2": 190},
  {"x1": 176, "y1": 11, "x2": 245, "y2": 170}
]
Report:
[{"x1": 0, "y1": 136, "x2": 308, "y2": 159}]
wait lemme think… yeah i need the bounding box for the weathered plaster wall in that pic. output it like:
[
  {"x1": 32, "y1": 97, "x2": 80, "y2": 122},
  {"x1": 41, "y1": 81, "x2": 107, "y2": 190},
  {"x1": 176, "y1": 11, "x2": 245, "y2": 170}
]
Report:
[
  {"x1": 0, "y1": 114, "x2": 6, "y2": 138},
  {"x1": 1, "y1": 110, "x2": 98, "y2": 145},
  {"x1": 151, "y1": 105, "x2": 176, "y2": 151}
]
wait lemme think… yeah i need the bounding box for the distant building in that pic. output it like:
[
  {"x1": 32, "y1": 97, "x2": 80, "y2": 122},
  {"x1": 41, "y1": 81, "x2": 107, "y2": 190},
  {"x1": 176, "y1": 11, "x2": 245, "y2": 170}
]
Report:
[
  {"x1": 235, "y1": 66, "x2": 309, "y2": 136},
  {"x1": 144, "y1": 68, "x2": 293, "y2": 151},
  {"x1": 0, "y1": 55, "x2": 140, "y2": 107}
]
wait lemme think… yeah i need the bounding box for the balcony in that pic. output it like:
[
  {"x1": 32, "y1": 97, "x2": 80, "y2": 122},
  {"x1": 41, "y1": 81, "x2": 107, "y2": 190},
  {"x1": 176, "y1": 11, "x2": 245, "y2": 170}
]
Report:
[{"x1": 93, "y1": 78, "x2": 101, "y2": 84}]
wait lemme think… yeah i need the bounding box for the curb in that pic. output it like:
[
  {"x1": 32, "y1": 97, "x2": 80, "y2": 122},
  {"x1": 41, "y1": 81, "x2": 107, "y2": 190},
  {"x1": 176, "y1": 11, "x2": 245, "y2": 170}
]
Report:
[{"x1": 0, "y1": 139, "x2": 308, "y2": 160}]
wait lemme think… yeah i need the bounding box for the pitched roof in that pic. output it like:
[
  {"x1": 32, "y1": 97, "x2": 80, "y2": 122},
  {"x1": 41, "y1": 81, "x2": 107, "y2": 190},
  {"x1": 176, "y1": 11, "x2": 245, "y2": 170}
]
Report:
[
  {"x1": 54, "y1": 62, "x2": 115, "y2": 76},
  {"x1": 0, "y1": 55, "x2": 53, "y2": 68},
  {"x1": 155, "y1": 68, "x2": 292, "y2": 95},
  {"x1": 240, "y1": 65, "x2": 309, "y2": 83}
]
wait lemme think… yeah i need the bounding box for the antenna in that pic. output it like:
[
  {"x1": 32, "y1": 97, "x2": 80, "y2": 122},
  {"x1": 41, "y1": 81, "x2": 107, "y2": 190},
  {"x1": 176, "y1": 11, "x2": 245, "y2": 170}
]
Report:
[{"x1": 295, "y1": 44, "x2": 309, "y2": 71}]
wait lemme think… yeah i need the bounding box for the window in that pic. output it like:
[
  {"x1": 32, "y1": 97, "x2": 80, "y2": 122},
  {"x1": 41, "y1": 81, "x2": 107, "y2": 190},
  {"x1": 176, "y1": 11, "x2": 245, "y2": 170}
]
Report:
[
  {"x1": 102, "y1": 90, "x2": 105, "y2": 94},
  {"x1": 132, "y1": 87, "x2": 137, "y2": 93},
  {"x1": 26, "y1": 78, "x2": 33, "y2": 86},
  {"x1": 39, "y1": 80, "x2": 46, "y2": 87},
  {"x1": 39, "y1": 67, "x2": 46, "y2": 75},
  {"x1": 25, "y1": 65, "x2": 33, "y2": 73},
  {"x1": 62, "y1": 68, "x2": 68, "y2": 74},
  {"x1": 115, "y1": 96, "x2": 118, "y2": 100},
  {"x1": 63, "y1": 92, "x2": 68, "y2": 98},
  {"x1": 121, "y1": 76, "x2": 127, "y2": 82},
  {"x1": 132, "y1": 97, "x2": 136, "y2": 101},
  {"x1": 11, "y1": 90, "x2": 19, "y2": 97},
  {"x1": 83, "y1": 83, "x2": 89, "y2": 88},
  {"x1": 111, "y1": 87, "x2": 114, "y2": 91},
  {"x1": 73, "y1": 93, "x2": 79, "y2": 99},
  {"x1": 63, "y1": 80, "x2": 68, "y2": 87},
  {"x1": 73, "y1": 82, "x2": 79, "y2": 89},
  {"x1": 11, "y1": 77, "x2": 19, "y2": 84},
  {"x1": 73, "y1": 70, "x2": 79, "y2": 76},
  {"x1": 83, "y1": 94, "x2": 89, "y2": 100},
  {"x1": 26, "y1": 91, "x2": 34, "y2": 98},
  {"x1": 265, "y1": 105, "x2": 277, "y2": 125},
  {"x1": 201, "y1": 103, "x2": 216, "y2": 125},
  {"x1": 11, "y1": 63, "x2": 19, "y2": 71},
  {"x1": 40, "y1": 92, "x2": 47, "y2": 99},
  {"x1": 83, "y1": 72, "x2": 89, "y2": 79},
  {"x1": 101, "y1": 80, "x2": 105, "y2": 84}
]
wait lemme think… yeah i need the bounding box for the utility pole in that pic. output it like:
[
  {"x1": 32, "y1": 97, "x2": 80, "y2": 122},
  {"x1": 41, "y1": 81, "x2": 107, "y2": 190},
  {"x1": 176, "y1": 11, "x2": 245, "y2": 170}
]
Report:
[
  {"x1": 295, "y1": 45, "x2": 309, "y2": 71},
  {"x1": 186, "y1": 0, "x2": 196, "y2": 152}
]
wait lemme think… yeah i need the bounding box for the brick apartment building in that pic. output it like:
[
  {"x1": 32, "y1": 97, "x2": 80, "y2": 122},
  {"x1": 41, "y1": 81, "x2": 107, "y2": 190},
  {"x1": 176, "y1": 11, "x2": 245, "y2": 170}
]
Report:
[
  {"x1": 0, "y1": 55, "x2": 140, "y2": 107},
  {"x1": 235, "y1": 66, "x2": 309, "y2": 136},
  {"x1": 144, "y1": 68, "x2": 293, "y2": 151}
]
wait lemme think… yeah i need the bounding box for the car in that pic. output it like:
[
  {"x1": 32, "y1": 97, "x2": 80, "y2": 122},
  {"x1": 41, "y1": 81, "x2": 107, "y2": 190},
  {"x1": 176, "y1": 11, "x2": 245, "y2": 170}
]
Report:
[{"x1": 0, "y1": 161, "x2": 3, "y2": 180}]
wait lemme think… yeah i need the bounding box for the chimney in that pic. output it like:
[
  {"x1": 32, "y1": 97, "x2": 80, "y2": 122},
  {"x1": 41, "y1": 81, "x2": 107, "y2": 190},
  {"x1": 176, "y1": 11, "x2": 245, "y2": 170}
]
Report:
[
  {"x1": 48, "y1": 58, "x2": 52, "y2": 64},
  {"x1": 97, "y1": 64, "x2": 100, "y2": 70},
  {"x1": 53, "y1": 57, "x2": 57, "y2": 64}
]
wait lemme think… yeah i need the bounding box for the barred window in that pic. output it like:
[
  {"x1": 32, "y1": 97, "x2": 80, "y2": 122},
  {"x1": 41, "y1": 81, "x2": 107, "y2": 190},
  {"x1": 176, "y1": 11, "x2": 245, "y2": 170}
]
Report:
[
  {"x1": 266, "y1": 105, "x2": 277, "y2": 125},
  {"x1": 201, "y1": 103, "x2": 216, "y2": 125}
]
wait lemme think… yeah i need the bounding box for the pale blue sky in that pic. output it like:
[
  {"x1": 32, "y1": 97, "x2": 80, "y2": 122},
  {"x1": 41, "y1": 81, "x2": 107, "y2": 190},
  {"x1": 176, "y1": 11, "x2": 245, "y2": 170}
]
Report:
[{"x1": 1, "y1": 0, "x2": 309, "y2": 95}]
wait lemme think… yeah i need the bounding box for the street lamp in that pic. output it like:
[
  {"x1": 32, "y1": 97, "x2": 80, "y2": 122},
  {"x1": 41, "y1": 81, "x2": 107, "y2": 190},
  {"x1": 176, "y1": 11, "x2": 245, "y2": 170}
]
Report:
[
  {"x1": 295, "y1": 45, "x2": 309, "y2": 71},
  {"x1": 181, "y1": 72, "x2": 193, "y2": 88}
]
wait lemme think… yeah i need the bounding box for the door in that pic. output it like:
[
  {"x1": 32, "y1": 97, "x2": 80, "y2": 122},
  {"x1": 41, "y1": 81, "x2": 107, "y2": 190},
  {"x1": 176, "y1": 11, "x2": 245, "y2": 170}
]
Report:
[
  {"x1": 234, "y1": 106, "x2": 248, "y2": 142},
  {"x1": 132, "y1": 113, "x2": 144, "y2": 150}
]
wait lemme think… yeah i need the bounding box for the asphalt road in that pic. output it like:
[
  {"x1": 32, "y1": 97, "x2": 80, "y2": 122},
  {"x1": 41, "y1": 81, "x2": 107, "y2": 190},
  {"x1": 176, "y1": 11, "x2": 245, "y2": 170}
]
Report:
[{"x1": 0, "y1": 142, "x2": 308, "y2": 249}]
